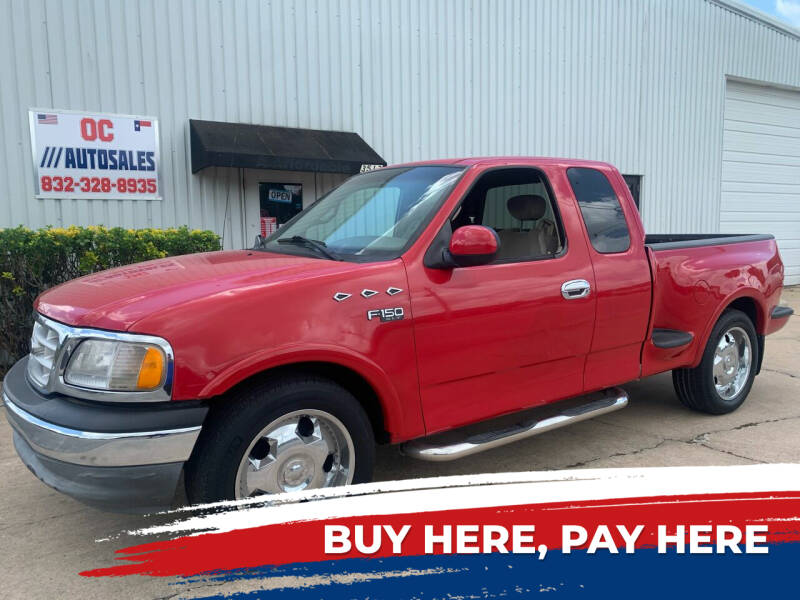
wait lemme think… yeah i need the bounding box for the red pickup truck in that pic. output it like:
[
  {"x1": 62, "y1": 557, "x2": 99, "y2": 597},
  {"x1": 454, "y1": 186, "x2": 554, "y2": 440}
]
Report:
[{"x1": 4, "y1": 157, "x2": 793, "y2": 511}]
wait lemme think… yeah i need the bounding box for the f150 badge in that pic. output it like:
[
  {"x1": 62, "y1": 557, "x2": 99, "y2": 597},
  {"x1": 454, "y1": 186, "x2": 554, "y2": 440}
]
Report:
[{"x1": 367, "y1": 307, "x2": 405, "y2": 322}]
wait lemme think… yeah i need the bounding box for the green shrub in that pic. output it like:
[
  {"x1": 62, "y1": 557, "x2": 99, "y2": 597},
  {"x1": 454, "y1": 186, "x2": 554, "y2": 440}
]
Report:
[{"x1": 0, "y1": 225, "x2": 221, "y2": 377}]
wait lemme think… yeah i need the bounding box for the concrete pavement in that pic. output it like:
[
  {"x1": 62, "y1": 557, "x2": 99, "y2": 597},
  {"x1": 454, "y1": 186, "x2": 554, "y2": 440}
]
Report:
[{"x1": 1, "y1": 287, "x2": 797, "y2": 598}]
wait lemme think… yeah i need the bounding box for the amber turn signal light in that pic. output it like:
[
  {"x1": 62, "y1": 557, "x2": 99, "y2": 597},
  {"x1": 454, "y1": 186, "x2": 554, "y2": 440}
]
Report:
[{"x1": 136, "y1": 346, "x2": 165, "y2": 389}]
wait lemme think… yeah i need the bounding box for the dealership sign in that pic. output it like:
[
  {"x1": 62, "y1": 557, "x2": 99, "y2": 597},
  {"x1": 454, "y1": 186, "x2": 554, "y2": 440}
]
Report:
[{"x1": 29, "y1": 109, "x2": 161, "y2": 199}]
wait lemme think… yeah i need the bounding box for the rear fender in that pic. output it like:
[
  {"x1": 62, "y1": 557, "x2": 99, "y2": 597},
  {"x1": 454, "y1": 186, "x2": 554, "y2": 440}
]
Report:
[{"x1": 689, "y1": 288, "x2": 768, "y2": 368}]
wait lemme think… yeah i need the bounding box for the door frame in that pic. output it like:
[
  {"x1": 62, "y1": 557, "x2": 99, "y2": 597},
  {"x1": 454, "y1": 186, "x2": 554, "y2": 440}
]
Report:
[{"x1": 242, "y1": 168, "x2": 319, "y2": 244}]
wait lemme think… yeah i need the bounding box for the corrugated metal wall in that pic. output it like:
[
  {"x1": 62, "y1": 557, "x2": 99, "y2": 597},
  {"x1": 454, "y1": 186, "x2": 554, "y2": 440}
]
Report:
[{"x1": 1, "y1": 0, "x2": 798, "y2": 249}]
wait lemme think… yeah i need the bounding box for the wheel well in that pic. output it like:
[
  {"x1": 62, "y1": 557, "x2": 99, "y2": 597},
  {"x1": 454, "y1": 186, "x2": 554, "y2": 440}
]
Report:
[
  {"x1": 220, "y1": 362, "x2": 390, "y2": 444},
  {"x1": 724, "y1": 296, "x2": 765, "y2": 374},
  {"x1": 727, "y1": 296, "x2": 760, "y2": 330}
]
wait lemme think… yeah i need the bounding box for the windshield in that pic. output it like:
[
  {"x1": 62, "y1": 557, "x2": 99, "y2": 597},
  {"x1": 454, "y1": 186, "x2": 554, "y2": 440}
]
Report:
[{"x1": 259, "y1": 166, "x2": 464, "y2": 262}]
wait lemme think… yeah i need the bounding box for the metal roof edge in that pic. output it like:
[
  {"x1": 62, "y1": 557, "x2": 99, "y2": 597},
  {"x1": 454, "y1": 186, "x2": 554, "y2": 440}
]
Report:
[{"x1": 709, "y1": 0, "x2": 800, "y2": 41}]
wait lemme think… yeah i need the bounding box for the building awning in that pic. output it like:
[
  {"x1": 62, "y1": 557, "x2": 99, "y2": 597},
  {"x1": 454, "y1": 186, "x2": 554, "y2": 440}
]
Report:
[{"x1": 189, "y1": 119, "x2": 386, "y2": 175}]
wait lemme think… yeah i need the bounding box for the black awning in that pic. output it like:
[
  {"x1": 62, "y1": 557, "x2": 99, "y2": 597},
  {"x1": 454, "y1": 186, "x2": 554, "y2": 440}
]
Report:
[{"x1": 189, "y1": 119, "x2": 386, "y2": 175}]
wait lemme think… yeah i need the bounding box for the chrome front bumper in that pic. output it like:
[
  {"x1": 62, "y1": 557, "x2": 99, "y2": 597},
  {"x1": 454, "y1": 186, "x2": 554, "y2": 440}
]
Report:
[
  {"x1": 2, "y1": 357, "x2": 207, "y2": 512},
  {"x1": 4, "y1": 394, "x2": 200, "y2": 468}
]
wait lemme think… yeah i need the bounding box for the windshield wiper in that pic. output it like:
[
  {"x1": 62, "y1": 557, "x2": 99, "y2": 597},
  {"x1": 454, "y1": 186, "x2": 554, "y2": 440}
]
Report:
[{"x1": 277, "y1": 236, "x2": 340, "y2": 261}]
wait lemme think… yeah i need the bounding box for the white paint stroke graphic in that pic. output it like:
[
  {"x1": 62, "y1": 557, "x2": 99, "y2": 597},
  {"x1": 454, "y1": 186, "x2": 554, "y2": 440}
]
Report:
[
  {"x1": 124, "y1": 464, "x2": 800, "y2": 539},
  {"x1": 178, "y1": 566, "x2": 466, "y2": 598}
]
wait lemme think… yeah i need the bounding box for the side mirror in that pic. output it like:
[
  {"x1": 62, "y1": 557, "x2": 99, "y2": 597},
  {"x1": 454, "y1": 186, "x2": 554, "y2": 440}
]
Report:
[{"x1": 445, "y1": 225, "x2": 500, "y2": 267}]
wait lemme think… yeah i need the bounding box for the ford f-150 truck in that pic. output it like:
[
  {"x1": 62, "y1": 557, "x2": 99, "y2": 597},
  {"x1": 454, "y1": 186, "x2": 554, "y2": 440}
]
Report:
[{"x1": 3, "y1": 157, "x2": 794, "y2": 511}]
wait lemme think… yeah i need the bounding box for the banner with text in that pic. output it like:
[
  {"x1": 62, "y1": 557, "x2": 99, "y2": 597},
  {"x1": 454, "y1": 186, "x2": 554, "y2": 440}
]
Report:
[
  {"x1": 29, "y1": 109, "x2": 160, "y2": 200},
  {"x1": 82, "y1": 464, "x2": 800, "y2": 598}
]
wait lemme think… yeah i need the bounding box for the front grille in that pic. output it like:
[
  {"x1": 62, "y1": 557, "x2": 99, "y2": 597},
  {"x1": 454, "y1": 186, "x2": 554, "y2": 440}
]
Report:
[{"x1": 27, "y1": 318, "x2": 60, "y2": 389}]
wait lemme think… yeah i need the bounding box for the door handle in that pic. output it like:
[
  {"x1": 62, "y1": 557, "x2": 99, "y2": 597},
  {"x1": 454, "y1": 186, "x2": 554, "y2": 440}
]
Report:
[{"x1": 561, "y1": 279, "x2": 591, "y2": 299}]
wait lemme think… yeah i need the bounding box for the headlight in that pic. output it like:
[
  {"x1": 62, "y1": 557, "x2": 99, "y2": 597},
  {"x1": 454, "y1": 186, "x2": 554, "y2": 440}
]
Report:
[{"x1": 64, "y1": 339, "x2": 166, "y2": 391}]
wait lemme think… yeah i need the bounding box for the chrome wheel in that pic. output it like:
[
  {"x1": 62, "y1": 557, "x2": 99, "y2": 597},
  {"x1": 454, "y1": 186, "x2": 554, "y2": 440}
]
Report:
[
  {"x1": 712, "y1": 326, "x2": 752, "y2": 401},
  {"x1": 235, "y1": 409, "x2": 355, "y2": 498}
]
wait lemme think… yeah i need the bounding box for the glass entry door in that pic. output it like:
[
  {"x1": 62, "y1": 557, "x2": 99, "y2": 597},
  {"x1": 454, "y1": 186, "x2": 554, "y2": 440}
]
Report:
[
  {"x1": 243, "y1": 169, "x2": 350, "y2": 247},
  {"x1": 259, "y1": 182, "x2": 303, "y2": 236}
]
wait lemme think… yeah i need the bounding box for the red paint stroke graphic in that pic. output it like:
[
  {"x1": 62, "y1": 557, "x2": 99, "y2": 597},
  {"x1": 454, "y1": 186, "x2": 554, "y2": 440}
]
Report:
[{"x1": 83, "y1": 491, "x2": 800, "y2": 578}]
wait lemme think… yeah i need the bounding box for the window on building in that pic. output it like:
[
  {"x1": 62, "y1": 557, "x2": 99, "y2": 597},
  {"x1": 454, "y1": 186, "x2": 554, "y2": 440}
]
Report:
[
  {"x1": 622, "y1": 174, "x2": 641, "y2": 210},
  {"x1": 567, "y1": 167, "x2": 631, "y2": 254},
  {"x1": 451, "y1": 168, "x2": 564, "y2": 262}
]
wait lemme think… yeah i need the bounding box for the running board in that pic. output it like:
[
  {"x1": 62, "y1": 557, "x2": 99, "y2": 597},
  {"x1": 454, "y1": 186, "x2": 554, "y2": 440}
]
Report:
[{"x1": 400, "y1": 387, "x2": 629, "y2": 462}]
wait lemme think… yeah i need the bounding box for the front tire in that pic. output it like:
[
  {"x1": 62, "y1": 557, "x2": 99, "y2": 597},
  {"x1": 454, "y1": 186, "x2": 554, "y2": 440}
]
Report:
[
  {"x1": 185, "y1": 374, "x2": 375, "y2": 504},
  {"x1": 672, "y1": 309, "x2": 758, "y2": 415}
]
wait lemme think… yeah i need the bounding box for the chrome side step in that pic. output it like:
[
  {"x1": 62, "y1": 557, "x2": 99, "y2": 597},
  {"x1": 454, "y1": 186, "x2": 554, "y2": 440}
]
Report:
[{"x1": 401, "y1": 387, "x2": 628, "y2": 462}]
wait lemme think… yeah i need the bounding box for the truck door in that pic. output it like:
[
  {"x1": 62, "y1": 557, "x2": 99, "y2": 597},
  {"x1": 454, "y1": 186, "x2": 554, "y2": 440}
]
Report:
[
  {"x1": 406, "y1": 166, "x2": 596, "y2": 434},
  {"x1": 565, "y1": 166, "x2": 651, "y2": 391}
]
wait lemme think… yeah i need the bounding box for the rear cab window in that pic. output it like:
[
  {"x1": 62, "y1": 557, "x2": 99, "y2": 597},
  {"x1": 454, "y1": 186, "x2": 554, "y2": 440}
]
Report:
[{"x1": 567, "y1": 167, "x2": 631, "y2": 253}]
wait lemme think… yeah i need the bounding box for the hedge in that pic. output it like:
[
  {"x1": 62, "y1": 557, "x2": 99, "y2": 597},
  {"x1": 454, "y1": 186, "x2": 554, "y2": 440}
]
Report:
[{"x1": 1, "y1": 225, "x2": 221, "y2": 377}]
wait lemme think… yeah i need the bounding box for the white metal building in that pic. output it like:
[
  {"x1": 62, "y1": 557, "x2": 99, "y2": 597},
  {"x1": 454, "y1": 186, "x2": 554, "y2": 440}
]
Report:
[{"x1": 1, "y1": 0, "x2": 799, "y2": 283}]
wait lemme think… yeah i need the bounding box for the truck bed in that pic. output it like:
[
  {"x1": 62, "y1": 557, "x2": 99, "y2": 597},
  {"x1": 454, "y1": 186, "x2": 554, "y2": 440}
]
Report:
[{"x1": 641, "y1": 232, "x2": 783, "y2": 378}]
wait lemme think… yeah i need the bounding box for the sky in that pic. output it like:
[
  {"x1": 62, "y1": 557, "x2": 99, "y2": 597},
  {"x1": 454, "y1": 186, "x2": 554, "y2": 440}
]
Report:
[{"x1": 739, "y1": 0, "x2": 800, "y2": 28}]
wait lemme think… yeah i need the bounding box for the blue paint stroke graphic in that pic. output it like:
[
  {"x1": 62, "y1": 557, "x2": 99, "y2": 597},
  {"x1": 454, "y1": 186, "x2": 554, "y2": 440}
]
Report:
[{"x1": 179, "y1": 543, "x2": 796, "y2": 599}]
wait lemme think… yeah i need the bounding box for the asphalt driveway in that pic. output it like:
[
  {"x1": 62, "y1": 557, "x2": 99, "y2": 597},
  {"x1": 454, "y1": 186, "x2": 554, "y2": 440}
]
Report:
[{"x1": 1, "y1": 286, "x2": 797, "y2": 598}]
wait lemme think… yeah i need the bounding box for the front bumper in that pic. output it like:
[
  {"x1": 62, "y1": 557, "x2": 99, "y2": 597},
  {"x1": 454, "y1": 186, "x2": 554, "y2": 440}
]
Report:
[{"x1": 3, "y1": 357, "x2": 208, "y2": 512}]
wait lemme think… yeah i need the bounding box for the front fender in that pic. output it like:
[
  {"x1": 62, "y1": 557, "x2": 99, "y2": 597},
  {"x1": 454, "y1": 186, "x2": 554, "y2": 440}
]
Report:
[{"x1": 198, "y1": 344, "x2": 424, "y2": 442}]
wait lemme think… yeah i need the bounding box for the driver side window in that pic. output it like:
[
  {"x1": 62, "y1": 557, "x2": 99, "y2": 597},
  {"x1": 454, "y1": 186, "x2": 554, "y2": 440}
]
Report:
[{"x1": 452, "y1": 168, "x2": 564, "y2": 262}]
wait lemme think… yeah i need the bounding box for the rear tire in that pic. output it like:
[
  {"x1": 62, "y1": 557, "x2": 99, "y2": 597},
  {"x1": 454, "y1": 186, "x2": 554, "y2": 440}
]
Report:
[
  {"x1": 672, "y1": 309, "x2": 758, "y2": 415},
  {"x1": 185, "y1": 374, "x2": 375, "y2": 505}
]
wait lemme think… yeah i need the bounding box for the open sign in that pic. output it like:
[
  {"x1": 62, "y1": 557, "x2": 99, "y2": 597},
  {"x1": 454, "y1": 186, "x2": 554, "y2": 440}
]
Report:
[{"x1": 268, "y1": 188, "x2": 292, "y2": 203}]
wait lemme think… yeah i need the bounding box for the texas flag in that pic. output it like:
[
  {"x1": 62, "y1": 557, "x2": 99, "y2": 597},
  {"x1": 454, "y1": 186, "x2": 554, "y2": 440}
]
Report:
[{"x1": 134, "y1": 120, "x2": 152, "y2": 132}]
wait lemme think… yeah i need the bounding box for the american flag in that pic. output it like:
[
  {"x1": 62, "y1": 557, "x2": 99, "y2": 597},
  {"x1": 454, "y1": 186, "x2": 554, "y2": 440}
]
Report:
[
  {"x1": 37, "y1": 113, "x2": 58, "y2": 125},
  {"x1": 134, "y1": 119, "x2": 152, "y2": 131}
]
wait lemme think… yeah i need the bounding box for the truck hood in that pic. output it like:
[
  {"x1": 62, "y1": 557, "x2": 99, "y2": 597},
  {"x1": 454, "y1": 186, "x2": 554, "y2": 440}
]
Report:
[{"x1": 35, "y1": 250, "x2": 363, "y2": 331}]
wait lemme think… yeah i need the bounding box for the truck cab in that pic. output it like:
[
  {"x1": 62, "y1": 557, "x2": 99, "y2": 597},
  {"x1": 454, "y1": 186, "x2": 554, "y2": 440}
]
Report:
[{"x1": 3, "y1": 157, "x2": 793, "y2": 511}]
